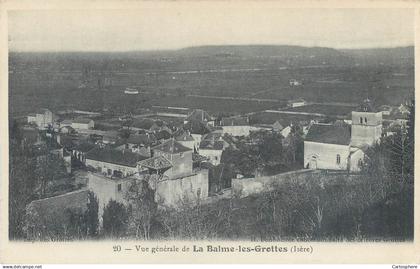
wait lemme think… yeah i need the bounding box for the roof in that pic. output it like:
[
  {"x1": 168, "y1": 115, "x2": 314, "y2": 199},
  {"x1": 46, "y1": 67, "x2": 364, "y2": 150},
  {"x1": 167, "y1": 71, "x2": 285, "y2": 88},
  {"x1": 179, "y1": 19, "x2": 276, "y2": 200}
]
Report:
[
  {"x1": 126, "y1": 134, "x2": 156, "y2": 146},
  {"x1": 175, "y1": 131, "x2": 195, "y2": 142},
  {"x1": 356, "y1": 99, "x2": 375, "y2": 112},
  {"x1": 187, "y1": 109, "x2": 212, "y2": 122},
  {"x1": 138, "y1": 155, "x2": 173, "y2": 170},
  {"x1": 192, "y1": 153, "x2": 209, "y2": 163},
  {"x1": 131, "y1": 118, "x2": 155, "y2": 130},
  {"x1": 221, "y1": 116, "x2": 249, "y2": 126},
  {"x1": 26, "y1": 189, "x2": 89, "y2": 226},
  {"x1": 75, "y1": 141, "x2": 95, "y2": 152},
  {"x1": 184, "y1": 120, "x2": 212, "y2": 135},
  {"x1": 152, "y1": 138, "x2": 192, "y2": 154},
  {"x1": 305, "y1": 124, "x2": 351, "y2": 145},
  {"x1": 199, "y1": 140, "x2": 225, "y2": 150},
  {"x1": 86, "y1": 147, "x2": 148, "y2": 167}
]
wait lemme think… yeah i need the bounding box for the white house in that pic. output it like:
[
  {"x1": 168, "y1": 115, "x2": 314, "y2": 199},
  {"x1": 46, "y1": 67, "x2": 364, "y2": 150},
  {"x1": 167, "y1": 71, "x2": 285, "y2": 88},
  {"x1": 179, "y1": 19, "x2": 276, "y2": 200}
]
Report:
[
  {"x1": 27, "y1": 108, "x2": 54, "y2": 130},
  {"x1": 71, "y1": 118, "x2": 95, "y2": 130},
  {"x1": 287, "y1": 98, "x2": 306, "y2": 108},
  {"x1": 220, "y1": 116, "x2": 260, "y2": 137}
]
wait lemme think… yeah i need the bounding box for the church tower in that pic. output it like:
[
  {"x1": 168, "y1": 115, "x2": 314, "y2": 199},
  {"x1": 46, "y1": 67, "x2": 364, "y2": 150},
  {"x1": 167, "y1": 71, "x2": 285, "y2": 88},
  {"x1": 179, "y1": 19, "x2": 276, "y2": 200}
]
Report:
[{"x1": 350, "y1": 99, "x2": 383, "y2": 147}]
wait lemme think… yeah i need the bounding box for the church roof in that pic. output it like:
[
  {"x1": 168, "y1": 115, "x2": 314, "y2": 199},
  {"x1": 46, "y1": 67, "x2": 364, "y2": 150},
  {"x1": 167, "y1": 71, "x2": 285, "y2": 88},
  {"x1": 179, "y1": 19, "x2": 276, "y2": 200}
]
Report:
[{"x1": 305, "y1": 124, "x2": 351, "y2": 145}]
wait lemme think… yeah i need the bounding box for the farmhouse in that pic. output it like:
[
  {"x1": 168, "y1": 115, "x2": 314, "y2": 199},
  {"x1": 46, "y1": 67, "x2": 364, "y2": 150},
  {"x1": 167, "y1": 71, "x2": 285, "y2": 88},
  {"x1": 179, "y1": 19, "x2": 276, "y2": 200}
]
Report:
[
  {"x1": 27, "y1": 108, "x2": 54, "y2": 130},
  {"x1": 304, "y1": 99, "x2": 382, "y2": 172}
]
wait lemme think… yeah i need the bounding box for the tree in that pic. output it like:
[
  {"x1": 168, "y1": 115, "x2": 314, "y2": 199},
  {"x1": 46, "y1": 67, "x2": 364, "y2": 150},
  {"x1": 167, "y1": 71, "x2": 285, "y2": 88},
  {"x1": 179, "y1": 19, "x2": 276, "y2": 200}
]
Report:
[
  {"x1": 9, "y1": 120, "x2": 37, "y2": 239},
  {"x1": 125, "y1": 179, "x2": 157, "y2": 240},
  {"x1": 102, "y1": 200, "x2": 128, "y2": 238},
  {"x1": 84, "y1": 191, "x2": 99, "y2": 237}
]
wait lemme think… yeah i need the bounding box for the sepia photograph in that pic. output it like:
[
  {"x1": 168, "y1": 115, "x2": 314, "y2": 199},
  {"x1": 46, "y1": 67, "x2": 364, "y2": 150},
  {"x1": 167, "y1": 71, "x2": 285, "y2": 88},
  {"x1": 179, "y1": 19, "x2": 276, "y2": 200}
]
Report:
[{"x1": 4, "y1": 3, "x2": 416, "y2": 249}]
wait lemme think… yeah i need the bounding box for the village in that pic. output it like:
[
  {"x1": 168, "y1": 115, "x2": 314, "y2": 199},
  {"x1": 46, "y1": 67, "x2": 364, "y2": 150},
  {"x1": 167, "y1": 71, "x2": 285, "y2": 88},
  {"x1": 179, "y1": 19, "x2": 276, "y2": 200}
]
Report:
[{"x1": 12, "y1": 88, "x2": 412, "y2": 239}]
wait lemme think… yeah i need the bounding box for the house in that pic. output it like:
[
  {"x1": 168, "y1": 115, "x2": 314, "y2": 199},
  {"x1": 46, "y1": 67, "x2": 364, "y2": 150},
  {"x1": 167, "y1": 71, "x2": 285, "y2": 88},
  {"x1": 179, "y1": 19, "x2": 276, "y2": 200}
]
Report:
[
  {"x1": 175, "y1": 130, "x2": 196, "y2": 150},
  {"x1": 287, "y1": 98, "x2": 306, "y2": 108},
  {"x1": 87, "y1": 172, "x2": 133, "y2": 221},
  {"x1": 114, "y1": 134, "x2": 156, "y2": 157},
  {"x1": 141, "y1": 138, "x2": 209, "y2": 206},
  {"x1": 27, "y1": 108, "x2": 54, "y2": 130},
  {"x1": 187, "y1": 109, "x2": 214, "y2": 126},
  {"x1": 289, "y1": 79, "x2": 302, "y2": 86},
  {"x1": 378, "y1": 105, "x2": 393, "y2": 116},
  {"x1": 220, "y1": 116, "x2": 259, "y2": 137},
  {"x1": 150, "y1": 138, "x2": 193, "y2": 179},
  {"x1": 183, "y1": 120, "x2": 212, "y2": 150},
  {"x1": 199, "y1": 139, "x2": 227, "y2": 166},
  {"x1": 71, "y1": 118, "x2": 95, "y2": 130},
  {"x1": 304, "y1": 99, "x2": 382, "y2": 172},
  {"x1": 85, "y1": 147, "x2": 149, "y2": 178}
]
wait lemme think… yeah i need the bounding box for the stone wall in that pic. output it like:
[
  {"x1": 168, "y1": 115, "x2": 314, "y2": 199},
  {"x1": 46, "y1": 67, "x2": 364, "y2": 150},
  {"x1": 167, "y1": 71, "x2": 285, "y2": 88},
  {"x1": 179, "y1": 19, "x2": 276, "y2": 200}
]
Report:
[{"x1": 232, "y1": 169, "x2": 319, "y2": 198}]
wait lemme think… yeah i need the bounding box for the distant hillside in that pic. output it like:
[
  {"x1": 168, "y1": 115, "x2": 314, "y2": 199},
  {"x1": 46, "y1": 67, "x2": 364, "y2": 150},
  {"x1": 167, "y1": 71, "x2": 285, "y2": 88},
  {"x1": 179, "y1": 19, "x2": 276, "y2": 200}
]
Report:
[
  {"x1": 340, "y1": 46, "x2": 414, "y2": 66},
  {"x1": 176, "y1": 45, "x2": 346, "y2": 58}
]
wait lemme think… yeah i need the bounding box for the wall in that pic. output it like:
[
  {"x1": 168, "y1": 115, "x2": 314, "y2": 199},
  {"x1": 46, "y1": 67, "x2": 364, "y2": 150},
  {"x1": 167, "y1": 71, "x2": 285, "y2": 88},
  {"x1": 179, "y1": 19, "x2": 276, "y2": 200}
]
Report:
[
  {"x1": 87, "y1": 172, "x2": 133, "y2": 220},
  {"x1": 85, "y1": 158, "x2": 139, "y2": 177},
  {"x1": 199, "y1": 149, "x2": 222, "y2": 165},
  {"x1": 72, "y1": 120, "x2": 94, "y2": 130},
  {"x1": 349, "y1": 148, "x2": 365, "y2": 172},
  {"x1": 155, "y1": 169, "x2": 209, "y2": 207},
  {"x1": 304, "y1": 141, "x2": 350, "y2": 170},
  {"x1": 222, "y1": 126, "x2": 260, "y2": 137},
  {"x1": 351, "y1": 111, "x2": 382, "y2": 147},
  {"x1": 154, "y1": 150, "x2": 193, "y2": 179},
  {"x1": 177, "y1": 140, "x2": 195, "y2": 150},
  {"x1": 232, "y1": 169, "x2": 318, "y2": 198}
]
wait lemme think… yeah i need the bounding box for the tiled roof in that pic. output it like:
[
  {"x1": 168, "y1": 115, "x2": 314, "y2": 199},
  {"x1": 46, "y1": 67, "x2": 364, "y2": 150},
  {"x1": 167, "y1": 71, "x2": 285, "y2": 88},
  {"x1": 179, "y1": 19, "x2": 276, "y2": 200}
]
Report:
[
  {"x1": 86, "y1": 147, "x2": 148, "y2": 167},
  {"x1": 26, "y1": 189, "x2": 89, "y2": 225},
  {"x1": 305, "y1": 124, "x2": 351, "y2": 145},
  {"x1": 152, "y1": 138, "x2": 192, "y2": 154},
  {"x1": 138, "y1": 155, "x2": 172, "y2": 170}
]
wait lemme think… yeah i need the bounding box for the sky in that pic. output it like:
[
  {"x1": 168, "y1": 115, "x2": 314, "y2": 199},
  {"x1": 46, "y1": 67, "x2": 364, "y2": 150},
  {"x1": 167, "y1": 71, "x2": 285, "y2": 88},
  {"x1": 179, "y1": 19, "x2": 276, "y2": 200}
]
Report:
[{"x1": 8, "y1": 8, "x2": 414, "y2": 52}]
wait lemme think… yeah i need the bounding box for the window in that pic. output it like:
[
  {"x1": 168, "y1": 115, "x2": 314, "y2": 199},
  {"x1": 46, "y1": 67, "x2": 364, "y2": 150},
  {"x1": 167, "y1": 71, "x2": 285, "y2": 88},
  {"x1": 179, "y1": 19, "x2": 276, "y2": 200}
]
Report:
[
  {"x1": 107, "y1": 169, "x2": 112, "y2": 176},
  {"x1": 215, "y1": 156, "x2": 218, "y2": 161},
  {"x1": 117, "y1": 184, "x2": 122, "y2": 192},
  {"x1": 358, "y1": 159, "x2": 363, "y2": 167},
  {"x1": 360, "y1": 117, "x2": 363, "y2": 124},
  {"x1": 365, "y1": 117, "x2": 367, "y2": 124},
  {"x1": 336, "y1": 154, "x2": 341, "y2": 165}
]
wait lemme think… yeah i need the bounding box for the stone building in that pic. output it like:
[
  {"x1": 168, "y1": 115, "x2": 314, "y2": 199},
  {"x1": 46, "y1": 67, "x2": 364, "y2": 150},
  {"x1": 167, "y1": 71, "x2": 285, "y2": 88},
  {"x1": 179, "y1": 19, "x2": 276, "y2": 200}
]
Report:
[{"x1": 304, "y1": 99, "x2": 382, "y2": 172}]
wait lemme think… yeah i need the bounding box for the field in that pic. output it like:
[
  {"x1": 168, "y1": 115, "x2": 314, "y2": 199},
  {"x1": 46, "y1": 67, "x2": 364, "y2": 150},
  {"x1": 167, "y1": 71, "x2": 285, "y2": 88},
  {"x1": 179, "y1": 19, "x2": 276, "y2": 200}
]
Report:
[{"x1": 9, "y1": 46, "x2": 414, "y2": 118}]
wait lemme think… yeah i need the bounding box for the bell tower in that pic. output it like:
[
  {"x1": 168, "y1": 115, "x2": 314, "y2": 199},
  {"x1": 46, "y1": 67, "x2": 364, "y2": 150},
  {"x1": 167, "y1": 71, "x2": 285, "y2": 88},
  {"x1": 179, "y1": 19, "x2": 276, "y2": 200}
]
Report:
[{"x1": 350, "y1": 99, "x2": 383, "y2": 147}]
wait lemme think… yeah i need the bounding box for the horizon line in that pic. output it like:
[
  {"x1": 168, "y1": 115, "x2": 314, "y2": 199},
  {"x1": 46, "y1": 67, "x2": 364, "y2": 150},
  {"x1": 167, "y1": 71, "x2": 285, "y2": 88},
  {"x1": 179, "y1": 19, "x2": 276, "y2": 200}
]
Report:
[{"x1": 8, "y1": 43, "x2": 415, "y2": 54}]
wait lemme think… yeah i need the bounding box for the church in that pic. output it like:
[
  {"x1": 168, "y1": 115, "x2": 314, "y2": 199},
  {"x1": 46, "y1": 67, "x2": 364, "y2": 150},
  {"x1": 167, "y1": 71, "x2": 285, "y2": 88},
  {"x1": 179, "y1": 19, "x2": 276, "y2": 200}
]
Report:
[{"x1": 304, "y1": 99, "x2": 382, "y2": 172}]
